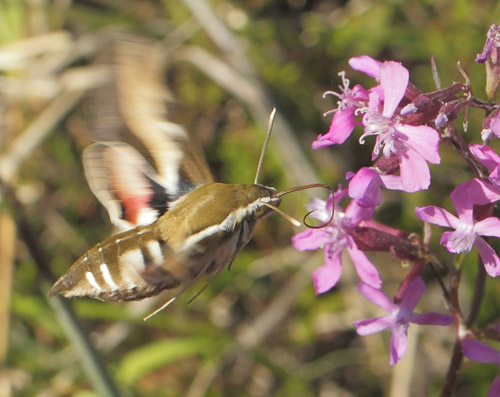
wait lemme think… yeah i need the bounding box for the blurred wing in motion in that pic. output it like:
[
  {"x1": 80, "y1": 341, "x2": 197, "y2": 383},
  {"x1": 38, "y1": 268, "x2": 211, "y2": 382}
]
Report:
[{"x1": 84, "y1": 36, "x2": 213, "y2": 231}]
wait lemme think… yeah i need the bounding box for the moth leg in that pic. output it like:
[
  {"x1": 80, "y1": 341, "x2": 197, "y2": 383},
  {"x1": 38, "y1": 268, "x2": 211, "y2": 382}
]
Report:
[
  {"x1": 187, "y1": 261, "x2": 227, "y2": 304},
  {"x1": 143, "y1": 259, "x2": 218, "y2": 321}
]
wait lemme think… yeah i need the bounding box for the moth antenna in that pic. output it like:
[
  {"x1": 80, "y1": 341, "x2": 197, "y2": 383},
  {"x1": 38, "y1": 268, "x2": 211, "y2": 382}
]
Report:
[
  {"x1": 274, "y1": 183, "x2": 335, "y2": 227},
  {"x1": 143, "y1": 259, "x2": 216, "y2": 321},
  {"x1": 254, "y1": 108, "x2": 277, "y2": 184},
  {"x1": 275, "y1": 183, "x2": 334, "y2": 198},
  {"x1": 261, "y1": 201, "x2": 301, "y2": 227}
]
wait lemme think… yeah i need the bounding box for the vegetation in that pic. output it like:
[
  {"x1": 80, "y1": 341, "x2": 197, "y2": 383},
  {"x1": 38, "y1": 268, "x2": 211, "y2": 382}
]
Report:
[{"x1": 1, "y1": 1, "x2": 500, "y2": 396}]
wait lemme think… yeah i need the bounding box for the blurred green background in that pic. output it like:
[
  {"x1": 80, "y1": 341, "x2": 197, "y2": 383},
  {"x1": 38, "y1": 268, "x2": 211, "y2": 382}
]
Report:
[{"x1": 1, "y1": 0, "x2": 500, "y2": 396}]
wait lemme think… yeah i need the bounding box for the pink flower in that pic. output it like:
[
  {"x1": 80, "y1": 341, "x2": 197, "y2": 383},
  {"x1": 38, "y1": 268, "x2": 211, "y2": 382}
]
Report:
[
  {"x1": 316, "y1": 55, "x2": 441, "y2": 193},
  {"x1": 354, "y1": 277, "x2": 452, "y2": 365},
  {"x1": 415, "y1": 179, "x2": 500, "y2": 277},
  {"x1": 462, "y1": 321, "x2": 500, "y2": 397},
  {"x1": 291, "y1": 188, "x2": 381, "y2": 293},
  {"x1": 358, "y1": 60, "x2": 441, "y2": 192},
  {"x1": 313, "y1": 72, "x2": 370, "y2": 149}
]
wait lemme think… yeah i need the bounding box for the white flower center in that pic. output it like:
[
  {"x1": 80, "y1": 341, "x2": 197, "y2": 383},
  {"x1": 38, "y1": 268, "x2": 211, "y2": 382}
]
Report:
[
  {"x1": 447, "y1": 222, "x2": 477, "y2": 253},
  {"x1": 323, "y1": 71, "x2": 363, "y2": 115},
  {"x1": 359, "y1": 112, "x2": 406, "y2": 158},
  {"x1": 324, "y1": 210, "x2": 350, "y2": 254}
]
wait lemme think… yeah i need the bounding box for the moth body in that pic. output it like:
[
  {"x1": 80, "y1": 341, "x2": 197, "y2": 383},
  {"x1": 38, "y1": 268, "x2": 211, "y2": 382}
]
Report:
[{"x1": 49, "y1": 183, "x2": 279, "y2": 301}]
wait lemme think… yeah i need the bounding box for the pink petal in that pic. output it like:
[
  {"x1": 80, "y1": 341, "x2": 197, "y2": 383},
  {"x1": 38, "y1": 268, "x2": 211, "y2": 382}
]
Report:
[
  {"x1": 488, "y1": 166, "x2": 500, "y2": 186},
  {"x1": 452, "y1": 178, "x2": 500, "y2": 211},
  {"x1": 367, "y1": 89, "x2": 383, "y2": 114},
  {"x1": 312, "y1": 250, "x2": 342, "y2": 294},
  {"x1": 348, "y1": 55, "x2": 382, "y2": 79},
  {"x1": 415, "y1": 205, "x2": 460, "y2": 228},
  {"x1": 380, "y1": 62, "x2": 409, "y2": 118},
  {"x1": 410, "y1": 312, "x2": 452, "y2": 326},
  {"x1": 389, "y1": 324, "x2": 408, "y2": 365},
  {"x1": 357, "y1": 283, "x2": 395, "y2": 311},
  {"x1": 491, "y1": 116, "x2": 500, "y2": 138},
  {"x1": 313, "y1": 107, "x2": 357, "y2": 148},
  {"x1": 347, "y1": 238, "x2": 382, "y2": 288},
  {"x1": 397, "y1": 124, "x2": 441, "y2": 164},
  {"x1": 354, "y1": 315, "x2": 392, "y2": 335},
  {"x1": 291, "y1": 229, "x2": 330, "y2": 251},
  {"x1": 351, "y1": 84, "x2": 371, "y2": 101},
  {"x1": 450, "y1": 184, "x2": 475, "y2": 225},
  {"x1": 348, "y1": 168, "x2": 382, "y2": 207},
  {"x1": 344, "y1": 199, "x2": 376, "y2": 226},
  {"x1": 469, "y1": 144, "x2": 500, "y2": 171},
  {"x1": 399, "y1": 277, "x2": 426, "y2": 311},
  {"x1": 332, "y1": 188, "x2": 348, "y2": 207},
  {"x1": 399, "y1": 149, "x2": 431, "y2": 192},
  {"x1": 369, "y1": 83, "x2": 385, "y2": 101},
  {"x1": 475, "y1": 216, "x2": 500, "y2": 238},
  {"x1": 462, "y1": 339, "x2": 500, "y2": 364},
  {"x1": 440, "y1": 231, "x2": 456, "y2": 252},
  {"x1": 475, "y1": 237, "x2": 500, "y2": 277},
  {"x1": 379, "y1": 174, "x2": 404, "y2": 190},
  {"x1": 488, "y1": 375, "x2": 500, "y2": 397}
]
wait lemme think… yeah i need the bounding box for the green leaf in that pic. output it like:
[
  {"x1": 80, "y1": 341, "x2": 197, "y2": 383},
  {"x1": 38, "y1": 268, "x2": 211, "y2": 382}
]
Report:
[{"x1": 116, "y1": 337, "x2": 223, "y2": 386}]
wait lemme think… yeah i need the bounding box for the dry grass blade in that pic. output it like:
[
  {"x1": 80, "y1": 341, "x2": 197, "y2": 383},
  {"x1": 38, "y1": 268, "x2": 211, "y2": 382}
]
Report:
[
  {"x1": 0, "y1": 31, "x2": 72, "y2": 71},
  {"x1": 180, "y1": 0, "x2": 254, "y2": 77},
  {"x1": 0, "y1": 90, "x2": 84, "y2": 184},
  {"x1": 0, "y1": 213, "x2": 15, "y2": 363},
  {"x1": 0, "y1": 213, "x2": 15, "y2": 397}
]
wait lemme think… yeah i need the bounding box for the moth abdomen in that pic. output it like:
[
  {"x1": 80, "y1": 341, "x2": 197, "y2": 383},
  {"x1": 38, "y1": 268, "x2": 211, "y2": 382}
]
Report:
[{"x1": 49, "y1": 226, "x2": 184, "y2": 301}]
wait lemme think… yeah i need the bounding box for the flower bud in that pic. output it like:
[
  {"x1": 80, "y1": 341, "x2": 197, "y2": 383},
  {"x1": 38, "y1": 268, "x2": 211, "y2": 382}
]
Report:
[
  {"x1": 434, "y1": 98, "x2": 468, "y2": 128},
  {"x1": 480, "y1": 107, "x2": 500, "y2": 142},
  {"x1": 476, "y1": 24, "x2": 500, "y2": 99},
  {"x1": 400, "y1": 83, "x2": 464, "y2": 125},
  {"x1": 350, "y1": 225, "x2": 418, "y2": 260}
]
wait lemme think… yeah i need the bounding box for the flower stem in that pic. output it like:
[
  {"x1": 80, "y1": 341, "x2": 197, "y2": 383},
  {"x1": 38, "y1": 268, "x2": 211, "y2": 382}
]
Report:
[
  {"x1": 441, "y1": 258, "x2": 486, "y2": 396},
  {"x1": 466, "y1": 258, "x2": 486, "y2": 327},
  {"x1": 441, "y1": 340, "x2": 464, "y2": 397},
  {"x1": 447, "y1": 125, "x2": 489, "y2": 179}
]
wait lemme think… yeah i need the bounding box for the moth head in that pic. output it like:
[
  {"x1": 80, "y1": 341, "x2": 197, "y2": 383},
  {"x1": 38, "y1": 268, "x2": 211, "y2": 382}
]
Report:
[{"x1": 251, "y1": 184, "x2": 281, "y2": 219}]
